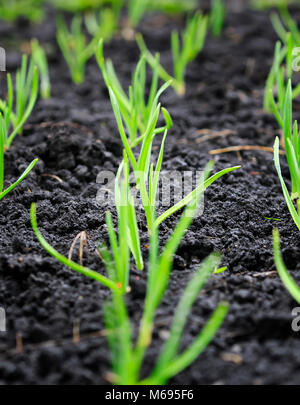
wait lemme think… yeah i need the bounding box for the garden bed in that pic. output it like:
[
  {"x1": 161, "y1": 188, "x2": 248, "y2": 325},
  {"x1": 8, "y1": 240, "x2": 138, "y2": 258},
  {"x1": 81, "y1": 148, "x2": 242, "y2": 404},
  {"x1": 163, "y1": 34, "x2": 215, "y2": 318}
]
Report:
[{"x1": 1, "y1": 0, "x2": 300, "y2": 385}]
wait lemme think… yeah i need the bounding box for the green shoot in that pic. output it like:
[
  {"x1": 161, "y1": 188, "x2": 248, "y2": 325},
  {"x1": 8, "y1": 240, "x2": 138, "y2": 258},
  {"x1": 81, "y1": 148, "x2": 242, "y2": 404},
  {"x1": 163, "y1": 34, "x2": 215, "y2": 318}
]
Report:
[
  {"x1": 31, "y1": 39, "x2": 51, "y2": 99},
  {"x1": 108, "y1": 84, "x2": 240, "y2": 235},
  {"x1": 96, "y1": 39, "x2": 171, "y2": 144},
  {"x1": 136, "y1": 12, "x2": 208, "y2": 95},
  {"x1": 56, "y1": 14, "x2": 102, "y2": 84},
  {"x1": 0, "y1": 60, "x2": 39, "y2": 200},
  {"x1": 270, "y1": 4, "x2": 300, "y2": 45},
  {"x1": 84, "y1": 2, "x2": 122, "y2": 42},
  {"x1": 215, "y1": 266, "x2": 227, "y2": 274},
  {"x1": 114, "y1": 154, "x2": 144, "y2": 271},
  {"x1": 0, "y1": 58, "x2": 39, "y2": 148},
  {"x1": 148, "y1": 0, "x2": 197, "y2": 15},
  {"x1": 251, "y1": 0, "x2": 295, "y2": 10},
  {"x1": 265, "y1": 6, "x2": 300, "y2": 121},
  {"x1": 273, "y1": 228, "x2": 300, "y2": 304},
  {"x1": 0, "y1": 150, "x2": 38, "y2": 201},
  {"x1": 103, "y1": 166, "x2": 228, "y2": 384},
  {"x1": 128, "y1": 0, "x2": 198, "y2": 26},
  {"x1": 210, "y1": 0, "x2": 226, "y2": 37},
  {"x1": 97, "y1": 45, "x2": 240, "y2": 237},
  {"x1": 128, "y1": 0, "x2": 149, "y2": 27},
  {"x1": 14, "y1": 55, "x2": 39, "y2": 138},
  {"x1": 0, "y1": 0, "x2": 45, "y2": 22},
  {"x1": 264, "y1": 38, "x2": 300, "y2": 126},
  {"x1": 52, "y1": 0, "x2": 105, "y2": 12}
]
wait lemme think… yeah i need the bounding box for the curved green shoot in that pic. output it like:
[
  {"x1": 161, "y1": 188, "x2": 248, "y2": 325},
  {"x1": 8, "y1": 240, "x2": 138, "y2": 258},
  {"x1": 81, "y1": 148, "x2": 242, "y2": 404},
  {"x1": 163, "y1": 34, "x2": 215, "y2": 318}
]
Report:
[
  {"x1": 152, "y1": 252, "x2": 221, "y2": 376},
  {"x1": 145, "y1": 302, "x2": 228, "y2": 384},
  {"x1": 273, "y1": 228, "x2": 300, "y2": 304},
  {"x1": 155, "y1": 165, "x2": 241, "y2": 228},
  {"x1": 30, "y1": 203, "x2": 121, "y2": 293},
  {"x1": 0, "y1": 158, "x2": 38, "y2": 201}
]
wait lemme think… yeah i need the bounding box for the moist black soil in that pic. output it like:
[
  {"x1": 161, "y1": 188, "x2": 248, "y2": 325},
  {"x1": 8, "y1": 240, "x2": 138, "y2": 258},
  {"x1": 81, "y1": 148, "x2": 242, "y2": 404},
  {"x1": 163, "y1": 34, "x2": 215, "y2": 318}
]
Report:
[{"x1": 1, "y1": 1, "x2": 300, "y2": 385}]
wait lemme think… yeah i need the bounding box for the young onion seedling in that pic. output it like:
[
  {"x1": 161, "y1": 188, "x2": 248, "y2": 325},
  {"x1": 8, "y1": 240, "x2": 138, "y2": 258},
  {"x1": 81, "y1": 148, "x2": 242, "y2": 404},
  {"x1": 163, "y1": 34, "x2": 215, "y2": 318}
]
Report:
[
  {"x1": 0, "y1": 63, "x2": 39, "y2": 200},
  {"x1": 103, "y1": 170, "x2": 229, "y2": 384},
  {"x1": 31, "y1": 39, "x2": 51, "y2": 99},
  {"x1": 210, "y1": 0, "x2": 226, "y2": 37},
  {"x1": 105, "y1": 84, "x2": 240, "y2": 235},
  {"x1": 56, "y1": 14, "x2": 103, "y2": 84},
  {"x1": 30, "y1": 165, "x2": 229, "y2": 385},
  {"x1": 264, "y1": 37, "x2": 300, "y2": 127},
  {"x1": 108, "y1": 89, "x2": 239, "y2": 235},
  {"x1": 265, "y1": 7, "x2": 300, "y2": 122},
  {"x1": 97, "y1": 43, "x2": 240, "y2": 241},
  {"x1": 96, "y1": 39, "x2": 171, "y2": 144},
  {"x1": 137, "y1": 12, "x2": 208, "y2": 95},
  {"x1": 84, "y1": 3, "x2": 121, "y2": 42},
  {"x1": 270, "y1": 4, "x2": 300, "y2": 45},
  {"x1": 0, "y1": 56, "x2": 39, "y2": 146}
]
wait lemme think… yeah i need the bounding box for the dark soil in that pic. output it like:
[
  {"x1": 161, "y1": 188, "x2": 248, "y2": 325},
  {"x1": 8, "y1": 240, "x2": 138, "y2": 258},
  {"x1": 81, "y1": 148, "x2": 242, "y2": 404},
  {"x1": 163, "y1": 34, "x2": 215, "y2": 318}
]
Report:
[{"x1": 1, "y1": 0, "x2": 300, "y2": 385}]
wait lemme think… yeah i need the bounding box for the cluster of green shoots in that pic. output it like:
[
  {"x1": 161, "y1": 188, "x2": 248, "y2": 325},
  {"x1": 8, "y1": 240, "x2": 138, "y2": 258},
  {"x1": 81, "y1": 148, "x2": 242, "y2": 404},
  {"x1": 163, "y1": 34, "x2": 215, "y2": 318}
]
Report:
[
  {"x1": 56, "y1": 0, "x2": 226, "y2": 86},
  {"x1": 0, "y1": 0, "x2": 227, "y2": 46},
  {"x1": 56, "y1": 15, "x2": 103, "y2": 84},
  {"x1": 136, "y1": 0, "x2": 226, "y2": 96},
  {"x1": 31, "y1": 38, "x2": 239, "y2": 383},
  {"x1": 137, "y1": 12, "x2": 209, "y2": 95},
  {"x1": 266, "y1": 8, "x2": 300, "y2": 305},
  {"x1": 56, "y1": 0, "x2": 124, "y2": 85},
  {"x1": 0, "y1": 55, "x2": 39, "y2": 200},
  {"x1": 264, "y1": 35, "x2": 300, "y2": 127}
]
